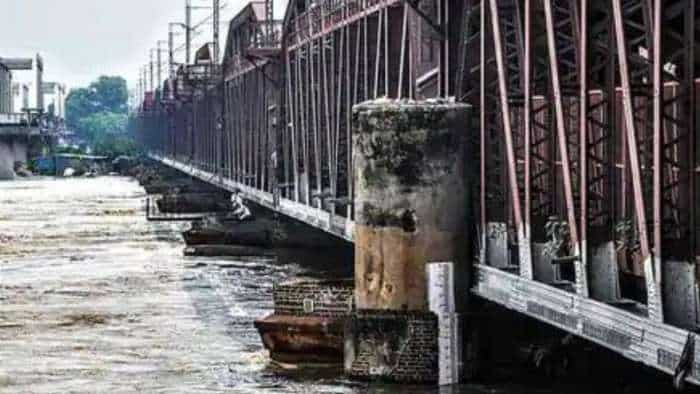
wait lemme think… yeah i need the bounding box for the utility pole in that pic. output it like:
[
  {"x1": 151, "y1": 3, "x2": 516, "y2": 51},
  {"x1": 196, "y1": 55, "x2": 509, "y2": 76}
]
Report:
[
  {"x1": 141, "y1": 66, "x2": 147, "y2": 95},
  {"x1": 169, "y1": 24, "x2": 175, "y2": 76},
  {"x1": 185, "y1": 0, "x2": 192, "y2": 65},
  {"x1": 35, "y1": 54, "x2": 44, "y2": 112},
  {"x1": 149, "y1": 49, "x2": 155, "y2": 92},
  {"x1": 213, "y1": 0, "x2": 220, "y2": 64},
  {"x1": 157, "y1": 40, "x2": 167, "y2": 92},
  {"x1": 157, "y1": 43, "x2": 162, "y2": 92}
]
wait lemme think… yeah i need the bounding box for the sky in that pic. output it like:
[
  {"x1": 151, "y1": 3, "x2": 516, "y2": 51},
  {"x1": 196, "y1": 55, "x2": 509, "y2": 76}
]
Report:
[{"x1": 0, "y1": 0, "x2": 285, "y2": 106}]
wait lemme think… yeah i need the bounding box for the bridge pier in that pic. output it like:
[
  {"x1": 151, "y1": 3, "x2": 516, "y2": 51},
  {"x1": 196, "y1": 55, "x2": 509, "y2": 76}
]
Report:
[
  {"x1": 346, "y1": 99, "x2": 473, "y2": 383},
  {"x1": 0, "y1": 134, "x2": 29, "y2": 180}
]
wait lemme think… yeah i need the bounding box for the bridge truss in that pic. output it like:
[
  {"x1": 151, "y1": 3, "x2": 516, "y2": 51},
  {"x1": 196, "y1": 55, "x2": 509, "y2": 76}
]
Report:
[
  {"x1": 136, "y1": 0, "x2": 700, "y2": 384},
  {"x1": 462, "y1": 0, "x2": 700, "y2": 384}
]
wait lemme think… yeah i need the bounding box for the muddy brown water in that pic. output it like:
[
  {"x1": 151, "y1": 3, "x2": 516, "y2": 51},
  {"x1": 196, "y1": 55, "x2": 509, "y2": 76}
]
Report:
[{"x1": 0, "y1": 177, "x2": 686, "y2": 393}]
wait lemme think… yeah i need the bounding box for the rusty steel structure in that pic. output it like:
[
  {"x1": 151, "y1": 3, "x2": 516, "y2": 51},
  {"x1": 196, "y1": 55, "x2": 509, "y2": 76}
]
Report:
[
  {"x1": 135, "y1": 0, "x2": 700, "y2": 384},
  {"x1": 464, "y1": 0, "x2": 699, "y2": 325},
  {"x1": 140, "y1": 0, "x2": 456, "y2": 238},
  {"x1": 280, "y1": 0, "x2": 455, "y2": 217}
]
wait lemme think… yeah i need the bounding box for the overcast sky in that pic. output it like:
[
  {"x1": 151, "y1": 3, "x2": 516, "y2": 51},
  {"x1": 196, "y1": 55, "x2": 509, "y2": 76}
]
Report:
[{"x1": 0, "y1": 0, "x2": 284, "y2": 99}]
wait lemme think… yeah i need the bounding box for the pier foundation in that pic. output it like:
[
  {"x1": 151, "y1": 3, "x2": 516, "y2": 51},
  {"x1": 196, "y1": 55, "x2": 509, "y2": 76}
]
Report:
[
  {"x1": 346, "y1": 99, "x2": 472, "y2": 384},
  {"x1": 0, "y1": 135, "x2": 29, "y2": 180}
]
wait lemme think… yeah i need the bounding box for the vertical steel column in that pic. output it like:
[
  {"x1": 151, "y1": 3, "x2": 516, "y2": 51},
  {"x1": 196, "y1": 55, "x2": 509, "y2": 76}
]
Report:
[
  {"x1": 150, "y1": 50, "x2": 155, "y2": 91},
  {"x1": 611, "y1": 0, "x2": 661, "y2": 321},
  {"x1": 487, "y1": 0, "x2": 526, "y2": 266},
  {"x1": 521, "y1": 0, "x2": 533, "y2": 279},
  {"x1": 542, "y1": 0, "x2": 586, "y2": 295},
  {"x1": 186, "y1": 0, "x2": 192, "y2": 65},
  {"x1": 213, "y1": 0, "x2": 220, "y2": 64}
]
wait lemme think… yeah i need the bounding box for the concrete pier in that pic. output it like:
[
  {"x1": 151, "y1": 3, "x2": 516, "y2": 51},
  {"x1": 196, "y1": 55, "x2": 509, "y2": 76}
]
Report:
[
  {"x1": 347, "y1": 99, "x2": 472, "y2": 383},
  {"x1": 0, "y1": 134, "x2": 29, "y2": 180}
]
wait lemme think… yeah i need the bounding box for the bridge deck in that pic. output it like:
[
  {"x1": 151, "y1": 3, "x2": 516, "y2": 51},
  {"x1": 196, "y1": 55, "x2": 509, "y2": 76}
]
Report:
[
  {"x1": 0, "y1": 125, "x2": 40, "y2": 136},
  {"x1": 150, "y1": 154, "x2": 354, "y2": 242},
  {"x1": 152, "y1": 152, "x2": 700, "y2": 386},
  {"x1": 474, "y1": 264, "x2": 700, "y2": 385}
]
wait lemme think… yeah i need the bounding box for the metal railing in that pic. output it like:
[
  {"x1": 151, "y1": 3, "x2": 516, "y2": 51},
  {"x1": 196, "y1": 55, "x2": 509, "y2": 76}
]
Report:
[
  {"x1": 248, "y1": 20, "x2": 283, "y2": 50},
  {"x1": 0, "y1": 112, "x2": 30, "y2": 125},
  {"x1": 287, "y1": 0, "x2": 396, "y2": 48}
]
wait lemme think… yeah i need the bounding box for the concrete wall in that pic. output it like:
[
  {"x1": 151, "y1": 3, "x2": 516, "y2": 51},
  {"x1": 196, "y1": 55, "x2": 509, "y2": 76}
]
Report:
[{"x1": 0, "y1": 136, "x2": 28, "y2": 180}]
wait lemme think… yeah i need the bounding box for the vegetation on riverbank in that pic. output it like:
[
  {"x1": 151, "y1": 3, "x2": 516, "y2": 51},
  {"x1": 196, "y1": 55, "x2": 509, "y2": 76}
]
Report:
[{"x1": 65, "y1": 76, "x2": 141, "y2": 158}]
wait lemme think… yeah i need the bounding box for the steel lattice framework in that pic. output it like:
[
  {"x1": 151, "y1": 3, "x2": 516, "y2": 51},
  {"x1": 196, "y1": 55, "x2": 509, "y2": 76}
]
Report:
[
  {"x1": 134, "y1": 0, "x2": 700, "y2": 383},
  {"x1": 460, "y1": 0, "x2": 698, "y2": 327}
]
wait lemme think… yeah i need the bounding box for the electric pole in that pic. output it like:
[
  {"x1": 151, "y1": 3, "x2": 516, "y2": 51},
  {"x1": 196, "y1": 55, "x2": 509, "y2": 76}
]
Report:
[
  {"x1": 169, "y1": 24, "x2": 175, "y2": 76},
  {"x1": 142, "y1": 67, "x2": 147, "y2": 94},
  {"x1": 149, "y1": 49, "x2": 155, "y2": 92},
  {"x1": 213, "y1": 0, "x2": 220, "y2": 64},
  {"x1": 157, "y1": 40, "x2": 168, "y2": 91},
  {"x1": 185, "y1": 0, "x2": 192, "y2": 65}
]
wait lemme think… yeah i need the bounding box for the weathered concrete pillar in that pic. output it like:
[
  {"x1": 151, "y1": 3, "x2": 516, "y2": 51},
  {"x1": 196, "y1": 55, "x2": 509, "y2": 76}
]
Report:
[
  {"x1": 347, "y1": 99, "x2": 472, "y2": 383},
  {"x1": 0, "y1": 135, "x2": 27, "y2": 180},
  {"x1": 353, "y1": 99, "x2": 471, "y2": 311},
  {"x1": 0, "y1": 138, "x2": 15, "y2": 180}
]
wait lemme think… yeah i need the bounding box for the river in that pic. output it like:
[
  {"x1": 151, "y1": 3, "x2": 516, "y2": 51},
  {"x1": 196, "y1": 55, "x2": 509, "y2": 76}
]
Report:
[{"x1": 0, "y1": 176, "x2": 679, "y2": 393}]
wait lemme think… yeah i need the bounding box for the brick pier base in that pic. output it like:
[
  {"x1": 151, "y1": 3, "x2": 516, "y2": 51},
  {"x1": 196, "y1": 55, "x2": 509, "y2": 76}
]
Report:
[{"x1": 345, "y1": 310, "x2": 439, "y2": 384}]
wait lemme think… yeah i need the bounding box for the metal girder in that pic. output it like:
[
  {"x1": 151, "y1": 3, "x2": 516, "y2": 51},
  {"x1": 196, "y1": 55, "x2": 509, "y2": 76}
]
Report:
[
  {"x1": 612, "y1": 0, "x2": 664, "y2": 322},
  {"x1": 487, "y1": 0, "x2": 529, "y2": 274},
  {"x1": 455, "y1": 0, "x2": 481, "y2": 102},
  {"x1": 652, "y1": 0, "x2": 697, "y2": 264},
  {"x1": 542, "y1": 0, "x2": 586, "y2": 295}
]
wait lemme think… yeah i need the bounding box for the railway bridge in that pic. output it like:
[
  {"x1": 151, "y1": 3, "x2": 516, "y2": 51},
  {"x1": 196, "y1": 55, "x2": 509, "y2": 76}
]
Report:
[{"x1": 134, "y1": 0, "x2": 700, "y2": 386}]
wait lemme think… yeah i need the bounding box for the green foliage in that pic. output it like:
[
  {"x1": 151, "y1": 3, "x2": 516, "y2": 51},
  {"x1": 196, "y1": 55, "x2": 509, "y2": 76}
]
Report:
[
  {"x1": 615, "y1": 218, "x2": 640, "y2": 252},
  {"x1": 65, "y1": 76, "x2": 128, "y2": 133},
  {"x1": 76, "y1": 112, "x2": 128, "y2": 141},
  {"x1": 54, "y1": 145, "x2": 84, "y2": 155},
  {"x1": 543, "y1": 216, "x2": 570, "y2": 258},
  {"x1": 90, "y1": 76, "x2": 128, "y2": 114},
  {"x1": 65, "y1": 88, "x2": 95, "y2": 129},
  {"x1": 92, "y1": 133, "x2": 143, "y2": 158},
  {"x1": 65, "y1": 76, "x2": 135, "y2": 159}
]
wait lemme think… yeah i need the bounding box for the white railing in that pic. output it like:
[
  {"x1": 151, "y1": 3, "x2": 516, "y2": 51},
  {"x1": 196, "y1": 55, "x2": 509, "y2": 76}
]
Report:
[{"x1": 0, "y1": 112, "x2": 30, "y2": 125}]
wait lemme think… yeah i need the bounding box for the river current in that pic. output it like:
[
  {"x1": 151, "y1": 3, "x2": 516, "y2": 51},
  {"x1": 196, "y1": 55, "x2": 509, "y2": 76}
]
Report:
[{"x1": 0, "y1": 177, "x2": 681, "y2": 393}]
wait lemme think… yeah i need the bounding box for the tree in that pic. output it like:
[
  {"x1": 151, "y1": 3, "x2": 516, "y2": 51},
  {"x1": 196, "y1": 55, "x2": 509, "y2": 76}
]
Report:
[
  {"x1": 89, "y1": 76, "x2": 128, "y2": 114},
  {"x1": 65, "y1": 88, "x2": 97, "y2": 130},
  {"x1": 65, "y1": 76, "x2": 128, "y2": 132},
  {"x1": 76, "y1": 112, "x2": 128, "y2": 140},
  {"x1": 92, "y1": 133, "x2": 142, "y2": 158}
]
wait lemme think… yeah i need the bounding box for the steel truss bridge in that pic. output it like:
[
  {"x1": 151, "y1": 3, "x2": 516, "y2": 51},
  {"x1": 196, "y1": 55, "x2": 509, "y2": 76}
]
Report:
[{"x1": 136, "y1": 0, "x2": 700, "y2": 385}]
